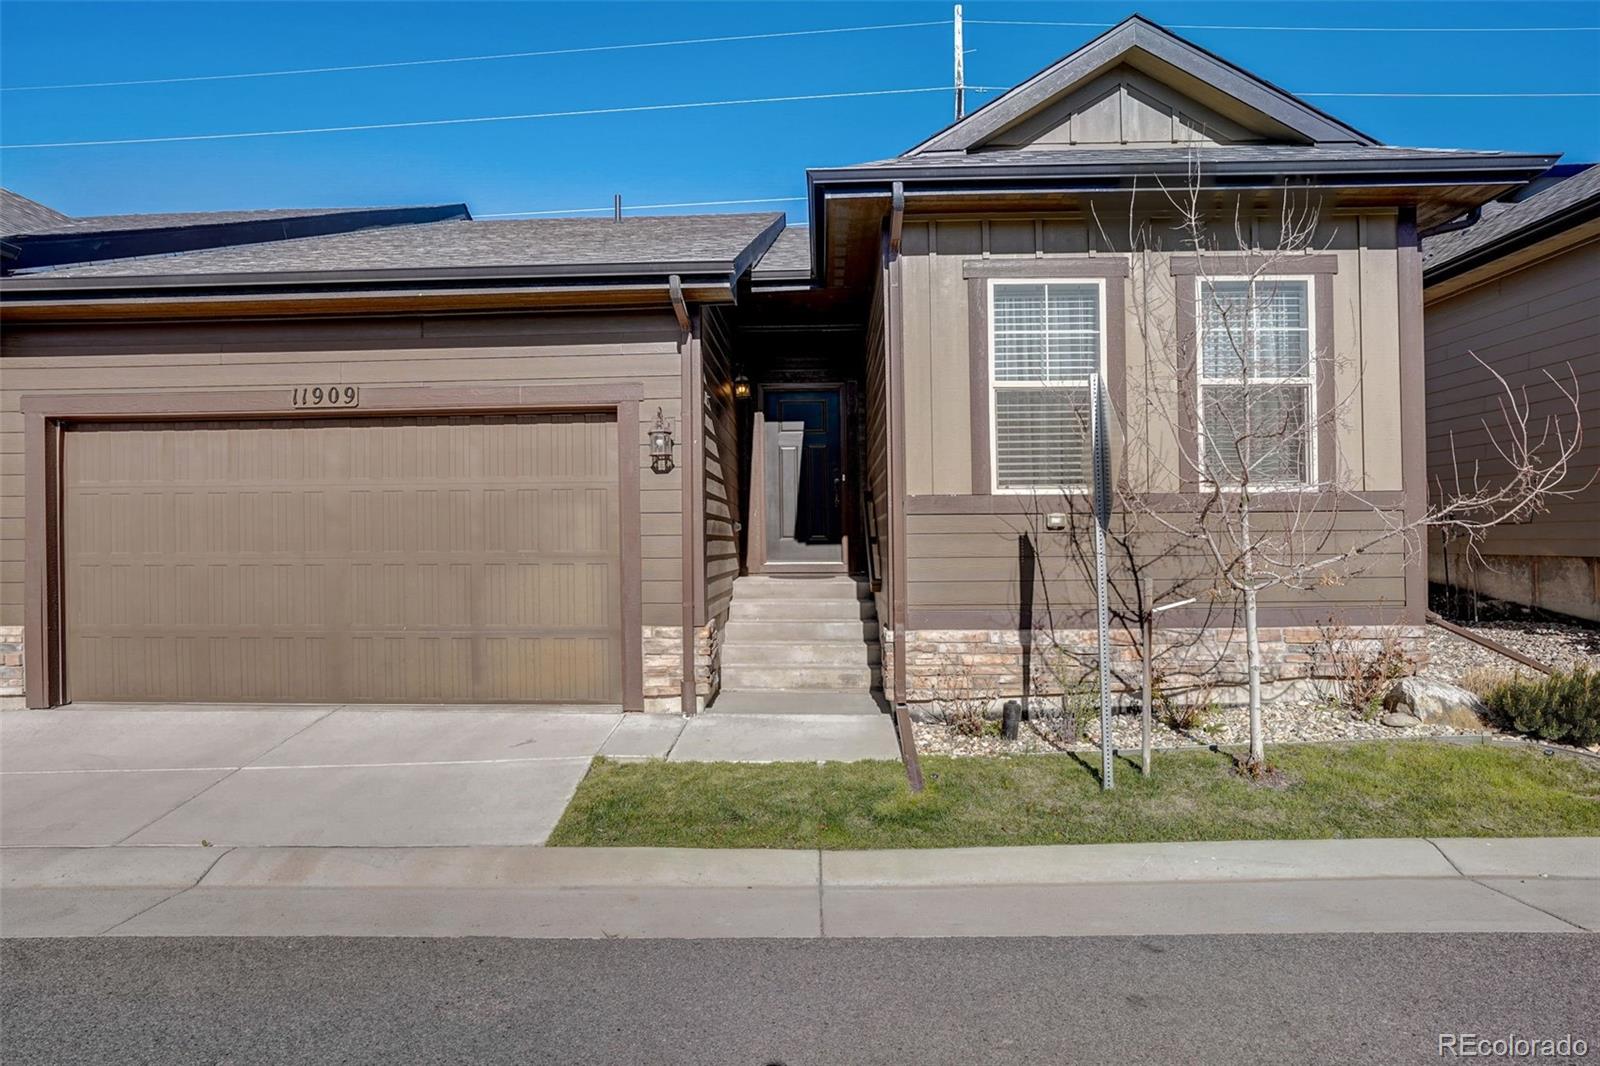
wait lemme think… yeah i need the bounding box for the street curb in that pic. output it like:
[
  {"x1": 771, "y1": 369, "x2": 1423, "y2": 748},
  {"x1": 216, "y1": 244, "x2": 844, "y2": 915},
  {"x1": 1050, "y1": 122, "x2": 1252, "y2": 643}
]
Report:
[{"x1": 4, "y1": 837, "x2": 1595, "y2": 892}]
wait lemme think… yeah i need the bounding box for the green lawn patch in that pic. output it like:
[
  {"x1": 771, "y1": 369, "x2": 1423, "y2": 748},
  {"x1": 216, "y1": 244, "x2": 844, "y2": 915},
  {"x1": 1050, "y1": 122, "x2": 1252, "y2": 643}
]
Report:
[{"x1": 546, "y1": 742, "x2": 1600, "y2": 850}]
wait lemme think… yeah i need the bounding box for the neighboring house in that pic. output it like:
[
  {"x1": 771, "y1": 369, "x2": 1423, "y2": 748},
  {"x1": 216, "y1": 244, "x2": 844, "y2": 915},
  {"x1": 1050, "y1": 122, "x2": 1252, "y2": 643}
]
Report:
[
  {"x1": 1422, "y1": 163, "x2": 1600, "y2": 622},
  {"x1": 0, "y1": 16, "x2": 1556, "y2": 713}
]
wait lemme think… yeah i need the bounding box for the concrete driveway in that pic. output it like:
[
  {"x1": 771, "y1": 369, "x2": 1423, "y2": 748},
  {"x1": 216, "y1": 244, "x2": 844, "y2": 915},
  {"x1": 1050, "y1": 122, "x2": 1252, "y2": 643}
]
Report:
[{"x1": 0, "y1": 706, "x2": 683, "y2": 848}]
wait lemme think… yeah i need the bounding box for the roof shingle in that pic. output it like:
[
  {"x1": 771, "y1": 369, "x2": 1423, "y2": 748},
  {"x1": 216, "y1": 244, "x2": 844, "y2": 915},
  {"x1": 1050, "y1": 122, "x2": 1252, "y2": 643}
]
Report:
[
  {"x1": 1422, "y1": 163, "x2": 1600, "y2": 275},
  {"x1": 17, "y1": 213, "x2": 787, "y2": 280}
]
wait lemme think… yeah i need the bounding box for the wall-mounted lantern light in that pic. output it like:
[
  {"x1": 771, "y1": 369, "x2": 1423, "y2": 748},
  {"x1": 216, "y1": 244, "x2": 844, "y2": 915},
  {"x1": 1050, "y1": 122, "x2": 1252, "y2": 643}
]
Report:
[
  {"x1": 732, "y1": 371, "x2": 751, "y2": 401},
  {"x1": 648, "y1": 407, "x2": 676, "y2": 474}
]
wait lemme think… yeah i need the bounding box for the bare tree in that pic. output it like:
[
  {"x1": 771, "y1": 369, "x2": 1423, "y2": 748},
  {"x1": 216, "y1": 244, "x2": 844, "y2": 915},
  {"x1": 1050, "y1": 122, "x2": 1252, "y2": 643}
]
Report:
[{"x1": 1108, "y1": 168, "x2": 1585, "y2": 773}]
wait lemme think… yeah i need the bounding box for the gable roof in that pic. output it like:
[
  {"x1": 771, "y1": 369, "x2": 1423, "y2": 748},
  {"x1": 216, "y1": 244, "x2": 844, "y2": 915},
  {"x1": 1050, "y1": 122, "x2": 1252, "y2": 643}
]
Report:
[
  {"x1": 1423, "y1": 163, "x2": 1600, "y2": 283},
  {"x1": 0, "y1": 188, "x2": 71, "y2": 233},
  {"x1": 905, "y1": 14, "x2": 1376, "y2": 156}
]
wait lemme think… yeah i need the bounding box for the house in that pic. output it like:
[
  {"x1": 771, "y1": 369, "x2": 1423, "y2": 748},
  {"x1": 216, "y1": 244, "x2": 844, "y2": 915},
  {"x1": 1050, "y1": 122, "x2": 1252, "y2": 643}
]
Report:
[
  {"x1": 1422, "y1": 163, "x2": 1600, "y2": 622},
  {"x1": 0, "y1": 16, "x2": 1556, "y2": 714}
]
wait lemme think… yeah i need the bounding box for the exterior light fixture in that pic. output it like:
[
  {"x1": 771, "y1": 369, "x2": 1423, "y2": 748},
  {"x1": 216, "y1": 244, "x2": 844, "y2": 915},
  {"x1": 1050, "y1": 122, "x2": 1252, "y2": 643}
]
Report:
[
  {"x1": 732, "y1": 371, "x2": 751, "y2": 401},
  {"x1": 648, "y1": 407, "x2": 676, "y2": 474}
]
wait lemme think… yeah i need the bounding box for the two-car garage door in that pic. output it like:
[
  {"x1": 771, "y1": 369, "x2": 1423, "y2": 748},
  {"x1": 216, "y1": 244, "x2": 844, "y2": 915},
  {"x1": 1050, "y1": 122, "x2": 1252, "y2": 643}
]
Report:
[{"x1": 61, "y1": 413, "x2": 622, "y2": 704}]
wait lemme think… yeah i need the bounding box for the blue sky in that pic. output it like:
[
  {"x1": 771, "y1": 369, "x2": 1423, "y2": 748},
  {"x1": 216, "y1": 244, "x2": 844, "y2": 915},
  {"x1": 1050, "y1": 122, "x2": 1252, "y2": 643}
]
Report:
[{"x1": 2, "y1": 1, "x2": 1597, "y2": 222}]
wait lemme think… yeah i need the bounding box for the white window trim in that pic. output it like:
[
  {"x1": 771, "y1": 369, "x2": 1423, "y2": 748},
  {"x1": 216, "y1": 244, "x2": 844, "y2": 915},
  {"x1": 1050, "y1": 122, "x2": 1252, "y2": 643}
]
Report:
[
  {"x1": 1194, "y1": 274, "x2": 1318, "y2": 491},
  {"x1": 988, "y1": 276, "x2": 1108, "y2": 495}
]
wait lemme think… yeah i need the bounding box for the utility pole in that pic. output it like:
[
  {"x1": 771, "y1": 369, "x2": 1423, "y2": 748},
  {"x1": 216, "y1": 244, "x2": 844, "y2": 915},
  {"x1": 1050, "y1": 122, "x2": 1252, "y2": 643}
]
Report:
[{"x1": 953, "y1": 4, "x2": 965, "y2": 120}]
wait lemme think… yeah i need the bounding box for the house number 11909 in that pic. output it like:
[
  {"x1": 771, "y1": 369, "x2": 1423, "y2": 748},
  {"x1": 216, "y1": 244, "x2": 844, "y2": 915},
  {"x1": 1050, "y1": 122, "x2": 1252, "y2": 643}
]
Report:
[{"x1": 291, "y1": 385, "x2": 359, "y2": 408}]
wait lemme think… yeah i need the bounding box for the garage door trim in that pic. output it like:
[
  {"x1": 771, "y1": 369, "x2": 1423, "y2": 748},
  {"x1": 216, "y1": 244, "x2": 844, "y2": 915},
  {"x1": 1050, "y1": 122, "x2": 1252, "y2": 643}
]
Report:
[{"x1": 22, "y1": 384, "x2": 645, "y2": 710}]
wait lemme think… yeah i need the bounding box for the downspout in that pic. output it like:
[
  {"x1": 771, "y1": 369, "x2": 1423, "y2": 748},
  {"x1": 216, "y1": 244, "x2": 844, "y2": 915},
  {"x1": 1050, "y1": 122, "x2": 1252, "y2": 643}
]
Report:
[{"x1": 673, "y1": 277, "x2": 699, "y2": 716}]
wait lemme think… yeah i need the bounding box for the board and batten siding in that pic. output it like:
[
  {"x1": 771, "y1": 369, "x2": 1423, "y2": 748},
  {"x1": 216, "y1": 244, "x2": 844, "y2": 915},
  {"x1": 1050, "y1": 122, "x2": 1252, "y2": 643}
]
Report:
[
  {"x1": 0, "y1": 311, "x2": 689, "y2": 632},
  {"x1": 893, "y1": 208, "x2": 1412, "y2": 621},
  {"x1": 701, "y1": 307, "x2": 741, "y2": 623},
  {"x1": 1424, "y1": 238, "x2": 1600, "y2": 559}
]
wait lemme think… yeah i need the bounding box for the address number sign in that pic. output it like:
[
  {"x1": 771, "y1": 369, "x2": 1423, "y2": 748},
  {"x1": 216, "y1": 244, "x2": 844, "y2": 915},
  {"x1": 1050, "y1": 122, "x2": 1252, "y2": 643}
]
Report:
[{"x1": 291, "y1": 385, "x2": 359, "y2": 409}]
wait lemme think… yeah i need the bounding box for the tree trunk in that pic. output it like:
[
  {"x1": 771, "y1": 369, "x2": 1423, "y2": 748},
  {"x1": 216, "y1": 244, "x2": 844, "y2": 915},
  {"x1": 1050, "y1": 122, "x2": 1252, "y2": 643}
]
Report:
[{"x1": 1244, "y1": 585, "x2": 1264, "y2": 768}]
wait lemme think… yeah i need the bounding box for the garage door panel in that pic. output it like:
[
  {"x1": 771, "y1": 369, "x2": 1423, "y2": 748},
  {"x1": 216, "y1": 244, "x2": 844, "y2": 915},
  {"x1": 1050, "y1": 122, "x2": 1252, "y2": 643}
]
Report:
[{"x1": 64, "y1": 413, "x2": 621, "y2": 704}]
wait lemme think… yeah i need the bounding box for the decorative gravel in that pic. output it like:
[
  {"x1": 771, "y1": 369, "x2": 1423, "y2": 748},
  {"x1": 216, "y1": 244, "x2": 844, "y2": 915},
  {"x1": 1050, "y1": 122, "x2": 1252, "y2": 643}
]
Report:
[
  {"x1": 1425, "y1": 617, "x2": 1598, "y2": 687},
  {"x1": 915, "y1": 615, "x2": 1599, "y2": 759}
]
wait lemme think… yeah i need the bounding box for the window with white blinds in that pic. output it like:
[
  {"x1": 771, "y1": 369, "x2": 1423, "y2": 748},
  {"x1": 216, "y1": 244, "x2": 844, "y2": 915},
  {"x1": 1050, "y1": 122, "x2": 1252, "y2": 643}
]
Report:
[
  {"x1": 1197, "y1": 277, "x2": 1315, "y2": 487},
  {"x1": 989, "y1": 280, "x2": 1104, "y2": 491}
]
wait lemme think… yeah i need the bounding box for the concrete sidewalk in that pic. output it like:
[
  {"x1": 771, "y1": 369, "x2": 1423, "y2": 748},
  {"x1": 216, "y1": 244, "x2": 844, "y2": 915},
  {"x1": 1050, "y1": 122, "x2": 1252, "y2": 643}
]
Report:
[
  {"x1": 4, "y1": 837, "x2": 1594, "y2": 939},
  {"x1": 0, "y1": 706, "x2": 900, "y2": 851}
]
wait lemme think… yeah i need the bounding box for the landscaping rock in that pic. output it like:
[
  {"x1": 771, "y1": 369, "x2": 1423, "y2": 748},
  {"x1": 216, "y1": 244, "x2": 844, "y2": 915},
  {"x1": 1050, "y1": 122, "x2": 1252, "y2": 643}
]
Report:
[
  {"x1": 1383, "y1": 678, "x2": 1489, "y2": 730},
  {"x1": 1380, "y1": 712, "x2": 1423, "y2": 728}
]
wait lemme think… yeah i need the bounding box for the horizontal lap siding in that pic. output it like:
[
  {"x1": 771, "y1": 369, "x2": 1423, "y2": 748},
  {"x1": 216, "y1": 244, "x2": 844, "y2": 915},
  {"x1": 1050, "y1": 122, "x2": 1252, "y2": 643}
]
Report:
[
  {"x1": 905, "y1": 510, "x2": 1408, "y2": 616},
  {"x1": 1424, "y1": 240, "x2": 1600, "y2": 558},
  {"x1": 0, "y1": 312, "x2": 686, "y2": 629},
  {"x1": 701, "y1": 308, "x2": 740, "y2": 622}
]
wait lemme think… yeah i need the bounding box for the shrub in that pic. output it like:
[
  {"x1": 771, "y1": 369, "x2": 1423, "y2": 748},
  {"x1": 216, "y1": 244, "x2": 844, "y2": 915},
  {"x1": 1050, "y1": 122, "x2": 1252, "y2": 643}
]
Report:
[
  {"x1": 1319, "y1": 625, "x2": 1418, "y2": 720},
  {"x1": 1482, "y1": 665, "x2": 1600, "y2": 747},
  {"x1": 1159, "y1": 697, "x2": 1220, "y2": 735}
]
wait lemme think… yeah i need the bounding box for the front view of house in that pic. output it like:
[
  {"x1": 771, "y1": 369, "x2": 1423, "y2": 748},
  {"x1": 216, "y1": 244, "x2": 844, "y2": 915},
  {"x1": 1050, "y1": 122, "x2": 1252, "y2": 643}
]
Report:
[{"x1": 0, "y1": 17, "x2": 1558, "y2": 715}]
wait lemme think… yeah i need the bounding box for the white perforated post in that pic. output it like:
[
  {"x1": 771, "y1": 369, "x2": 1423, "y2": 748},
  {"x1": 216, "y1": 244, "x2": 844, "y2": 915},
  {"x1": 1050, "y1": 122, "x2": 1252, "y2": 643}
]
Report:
[{"x1": 1091, "y1": 373, "x2": 1114, "y2": 790}]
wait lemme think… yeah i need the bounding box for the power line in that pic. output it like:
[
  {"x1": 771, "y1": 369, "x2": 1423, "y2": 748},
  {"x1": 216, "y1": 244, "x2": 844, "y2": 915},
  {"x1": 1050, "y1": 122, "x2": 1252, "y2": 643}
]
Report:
[
  {"x1": 968, "y1": 85, "x2": 1594, "y2": 99},
  {"x1": 1302, "y1": 92, "x2": 1599, "y2": 99},
  {"x1": 0, "y1": 20, "x2": 951, "y2": 92},
  {"x1": 968, "y1": 19, "x2": 1600, "y2": 33},
  {"x1": 0, "y1": 86, "x2": 960, "y2": 150},
  {"x1": 480, "y1": 196, "x2": 805, "y2": 218}
]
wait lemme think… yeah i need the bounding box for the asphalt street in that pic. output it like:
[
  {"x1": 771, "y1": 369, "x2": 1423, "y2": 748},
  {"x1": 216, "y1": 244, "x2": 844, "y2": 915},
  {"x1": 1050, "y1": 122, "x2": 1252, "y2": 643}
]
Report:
[{"x1": 4, "y1": 933, "x2": 1596, "y2": 1065}]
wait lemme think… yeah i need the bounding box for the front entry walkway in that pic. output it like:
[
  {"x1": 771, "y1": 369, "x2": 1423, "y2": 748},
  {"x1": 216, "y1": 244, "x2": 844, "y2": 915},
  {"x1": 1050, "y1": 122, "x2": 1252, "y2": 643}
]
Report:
[{"x1": 0, "y1": 703, "x2": 902, "y2": 849}]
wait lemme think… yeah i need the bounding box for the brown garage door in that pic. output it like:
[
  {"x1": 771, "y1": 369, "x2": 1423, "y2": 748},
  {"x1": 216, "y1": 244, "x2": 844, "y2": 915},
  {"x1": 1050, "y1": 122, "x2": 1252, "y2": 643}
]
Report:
[{"x1": 62, "y1": 413, "x2": 621, "y2": 704}]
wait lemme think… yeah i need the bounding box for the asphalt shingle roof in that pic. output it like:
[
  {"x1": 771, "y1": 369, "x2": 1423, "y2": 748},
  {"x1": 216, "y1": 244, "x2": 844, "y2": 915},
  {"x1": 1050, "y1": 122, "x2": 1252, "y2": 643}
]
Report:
[
  {"x1": 752, "y1": 225, "x2": 810, "y2": 278},
  {"x1": 7, "y1": 205, "x2": 455, "y2": 237},
  {"x1": 0, "y1": 188, "x2": 71, "y2": 233},
  {"x1": 24, "y1": 213, "x2": 786, "y2": 280},
  {"x1": 1422, "y1": 163, "x2": 1600, "y2": 273}
]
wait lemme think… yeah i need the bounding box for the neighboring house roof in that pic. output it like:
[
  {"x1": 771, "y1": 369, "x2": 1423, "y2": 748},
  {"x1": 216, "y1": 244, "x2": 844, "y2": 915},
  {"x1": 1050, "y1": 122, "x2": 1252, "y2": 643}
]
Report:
[
  {"x1": 2, "y1": 203, "x2": 456, "y2": 238},
  {"x1": 906, "y1": 14, "x2": 1376, "y2": 155},
  {"x1": 1423, "y1": 163, "x2": 1600, "y2": 284},
  {"x1": 21, "y1": 213, "x2": 787, "y2": 281},
  {"x1": 751, "y1": 225, "x2": 811, "y2": 281},
  {"x1": 0, "y1": 189, "x2": 71, "y2": 233},
  {"x1": 3, "y1": 201, "x2": 472, "y2": 273}
]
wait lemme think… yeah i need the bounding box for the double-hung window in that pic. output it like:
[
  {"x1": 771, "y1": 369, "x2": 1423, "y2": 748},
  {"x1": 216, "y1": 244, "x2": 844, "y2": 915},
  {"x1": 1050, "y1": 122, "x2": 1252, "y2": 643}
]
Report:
[
  {"x1": 1197, "y1": 277, "x2": 1315, "y2": 488},
  {"x1": 989, "y1": 279, "x2": 1105, "y2": 492}
]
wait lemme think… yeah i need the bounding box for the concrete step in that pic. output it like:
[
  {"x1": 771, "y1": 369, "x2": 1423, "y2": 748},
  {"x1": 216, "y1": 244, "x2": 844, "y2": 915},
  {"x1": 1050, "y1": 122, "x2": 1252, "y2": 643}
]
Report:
[
  {"x1": 728, "y1": 599, "x2": 876, "y2": 622},
  {"x1": 722, "y1": 619, "x2": 881, "y2": 643},
  {"x1": 720, "y1": 642, "x2": 882, "y2": 668},
  {"x1": 731, "y1": 576, "x2": 869, "y2": 601},
  {"x1": 719, "y1": 665, "x2": 882, "y2": 691}
]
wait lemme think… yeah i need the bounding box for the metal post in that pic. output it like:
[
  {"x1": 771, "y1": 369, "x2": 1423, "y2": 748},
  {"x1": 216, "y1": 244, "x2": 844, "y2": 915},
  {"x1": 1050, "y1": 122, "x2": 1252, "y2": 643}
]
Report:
[
  {"x1": 613, "y1": 194, "x2": 622, "y2": 222},
  {"x1": 1091, "y1": 373, "x2": 1114, "y2": 790},
  {"x1": 953, "y1": 4, "x2": 965, "y2": 120},
  {"x1": 1141, "y1": 610, "x2": 1153, "y2": 777}
]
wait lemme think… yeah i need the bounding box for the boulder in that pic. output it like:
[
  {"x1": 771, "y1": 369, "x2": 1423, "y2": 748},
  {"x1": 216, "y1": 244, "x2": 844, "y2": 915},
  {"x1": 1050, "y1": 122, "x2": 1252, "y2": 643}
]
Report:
[
  {"x1": 1380, "y1": 711, "x2": 1423, "y2": 729},
  {"x1": 1382, "y1": 678, "x2": 1488, "y2": 730}
]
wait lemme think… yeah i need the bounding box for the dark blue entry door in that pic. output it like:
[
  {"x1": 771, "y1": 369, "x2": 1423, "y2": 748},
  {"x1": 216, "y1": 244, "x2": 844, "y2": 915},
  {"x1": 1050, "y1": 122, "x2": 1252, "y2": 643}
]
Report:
[{"x1": 763, "y1": 388, "x2": 842, "y2": 544}]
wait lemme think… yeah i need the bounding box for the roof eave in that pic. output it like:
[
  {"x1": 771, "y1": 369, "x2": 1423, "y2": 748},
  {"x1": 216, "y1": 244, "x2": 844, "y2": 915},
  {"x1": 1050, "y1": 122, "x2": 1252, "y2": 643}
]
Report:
[{"x1": 1424, "y1": 194, "x2": 1600, "y2": 286}]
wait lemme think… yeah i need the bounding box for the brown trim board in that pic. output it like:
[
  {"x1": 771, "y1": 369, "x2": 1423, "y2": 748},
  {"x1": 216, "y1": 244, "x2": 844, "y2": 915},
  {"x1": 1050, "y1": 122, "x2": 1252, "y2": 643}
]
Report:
[
  {"x1": 21, "y1": 383, "x2": 648, "y2": 712},
  {"x1": 967, "y1": 262, "x2": 1128, "y2": 495},
  {"x1": 1396, "y1": 208, "x2": 1429, "y2": 625}
]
